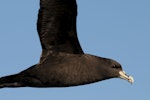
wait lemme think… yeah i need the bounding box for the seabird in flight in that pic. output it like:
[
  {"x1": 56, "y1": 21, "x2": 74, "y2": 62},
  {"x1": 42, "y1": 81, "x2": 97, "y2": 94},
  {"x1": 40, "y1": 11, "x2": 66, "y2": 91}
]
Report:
[{"x1": 0, "y1": 0, "x2": 134, "y2": 88}]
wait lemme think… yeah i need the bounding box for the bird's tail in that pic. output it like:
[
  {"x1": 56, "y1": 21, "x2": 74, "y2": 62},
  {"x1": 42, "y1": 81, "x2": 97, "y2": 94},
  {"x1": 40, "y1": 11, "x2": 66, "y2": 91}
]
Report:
[{"x1": 0, "y1": 74, "x2": 24, "y2": 88}]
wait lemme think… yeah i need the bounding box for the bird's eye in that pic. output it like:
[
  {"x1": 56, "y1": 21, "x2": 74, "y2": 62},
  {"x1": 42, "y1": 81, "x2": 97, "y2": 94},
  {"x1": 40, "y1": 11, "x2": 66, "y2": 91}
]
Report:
[{"x1": 112, "y1": 65, "x2": 118, "y2": 69}]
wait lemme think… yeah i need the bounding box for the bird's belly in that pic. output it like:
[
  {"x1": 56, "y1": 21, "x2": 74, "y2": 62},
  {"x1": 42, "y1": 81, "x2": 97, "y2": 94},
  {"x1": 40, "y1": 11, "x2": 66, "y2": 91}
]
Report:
[{"x1": 42, "y1": 70, "x2": 100, "y2": 87}]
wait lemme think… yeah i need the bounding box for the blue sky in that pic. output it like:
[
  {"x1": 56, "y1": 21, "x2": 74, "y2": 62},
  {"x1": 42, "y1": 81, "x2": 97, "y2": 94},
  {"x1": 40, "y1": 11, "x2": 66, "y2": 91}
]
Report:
[{"x1": 0, "y1": 0, "x2": 149, "y2": 99}]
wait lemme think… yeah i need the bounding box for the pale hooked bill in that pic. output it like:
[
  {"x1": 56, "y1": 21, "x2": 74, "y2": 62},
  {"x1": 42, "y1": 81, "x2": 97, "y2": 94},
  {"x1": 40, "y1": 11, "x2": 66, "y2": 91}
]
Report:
[{"x1": 119, "y1": 71, "x2": 134, "y2": 84}]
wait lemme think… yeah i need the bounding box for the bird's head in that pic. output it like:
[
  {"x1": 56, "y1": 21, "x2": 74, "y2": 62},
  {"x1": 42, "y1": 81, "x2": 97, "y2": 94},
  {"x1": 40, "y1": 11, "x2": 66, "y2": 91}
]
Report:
[{"x1": 99, "y1": 58, "x2": 134, "y2": 84}]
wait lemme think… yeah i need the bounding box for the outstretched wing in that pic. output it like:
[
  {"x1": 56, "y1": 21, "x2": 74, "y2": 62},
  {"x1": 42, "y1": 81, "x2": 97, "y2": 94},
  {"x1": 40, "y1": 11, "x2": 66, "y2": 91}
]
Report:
[{"x1": 37, "y1": 0, "x2": 83, "y2": 54}]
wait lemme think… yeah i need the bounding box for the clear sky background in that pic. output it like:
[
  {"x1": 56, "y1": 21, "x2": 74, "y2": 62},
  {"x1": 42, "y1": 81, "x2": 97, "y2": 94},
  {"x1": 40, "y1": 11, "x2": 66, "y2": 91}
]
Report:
[{"x1": 0, "y1": 0, "x2": 149, "y2": 100}]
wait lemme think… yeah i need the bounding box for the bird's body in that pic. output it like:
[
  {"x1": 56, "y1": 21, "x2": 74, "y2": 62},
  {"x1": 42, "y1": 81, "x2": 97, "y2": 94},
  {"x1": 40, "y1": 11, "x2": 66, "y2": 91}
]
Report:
[
  {"x1": 0, "y1": 0, "x2": 133, "y2": 88},
  {"x1": 0, "y1": 52, "x2": 121, "y2": 87}
]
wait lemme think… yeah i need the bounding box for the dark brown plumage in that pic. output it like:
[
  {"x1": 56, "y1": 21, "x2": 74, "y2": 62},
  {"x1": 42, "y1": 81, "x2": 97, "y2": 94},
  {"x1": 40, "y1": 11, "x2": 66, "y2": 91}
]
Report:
[{"x1": 0, "y1": 0, "x2": 133, "y2": 88}]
